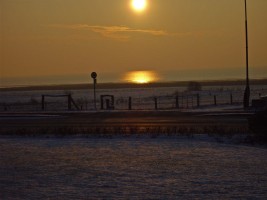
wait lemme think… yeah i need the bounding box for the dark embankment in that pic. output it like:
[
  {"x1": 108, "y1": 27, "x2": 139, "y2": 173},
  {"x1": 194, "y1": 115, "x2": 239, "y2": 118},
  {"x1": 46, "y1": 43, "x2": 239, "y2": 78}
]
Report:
[{"x1": 0, "y1": 111, "x2": 249, "y2": 138}]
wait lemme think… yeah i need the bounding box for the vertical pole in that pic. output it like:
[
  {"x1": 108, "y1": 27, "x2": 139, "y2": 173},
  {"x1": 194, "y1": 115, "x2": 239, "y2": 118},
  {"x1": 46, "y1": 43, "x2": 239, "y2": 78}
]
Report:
[
  {"x1": 101, "y1": 96, "x2": 104, "y2": 110},
  {"x1": 214, "y1": 95, "x2": 217, "y2": 106},
  {"x1": 93, "y1": 79, "x2": 96, "y2": 110},
  {"x1": 176, "y1": 96, "x2": 179, "y2": 109},
  {"x1": 197, "y1": 94, "x2": 200, "y2": 107},
  {"x1": 154, "y1": 97, "x2": 158, "y2": 110},
  {"x1": 42, "y1": 95, "x2": 45, "y2": 111},
  {"x1": 230, "y1": 93, "x2": 233, "y2": 105},
  {"x1": 243, "y1": 0, "x2": 250, "y2": 108},
  {"x1": 129, "y1": 97, "x2": 132, "y2": 110},
  {"x1": 91, "y1": 72, "x2": 98, "y2": 110},
  {"x1": 68, "y1": 95, "x2": 71, "y2": 110}
]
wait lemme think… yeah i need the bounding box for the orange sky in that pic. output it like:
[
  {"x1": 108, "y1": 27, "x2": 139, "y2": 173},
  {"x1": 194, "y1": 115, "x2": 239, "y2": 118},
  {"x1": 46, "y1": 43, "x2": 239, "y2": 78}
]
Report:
[{"x1": 1, "y1": 0, "x2": 267, "y2": 86}]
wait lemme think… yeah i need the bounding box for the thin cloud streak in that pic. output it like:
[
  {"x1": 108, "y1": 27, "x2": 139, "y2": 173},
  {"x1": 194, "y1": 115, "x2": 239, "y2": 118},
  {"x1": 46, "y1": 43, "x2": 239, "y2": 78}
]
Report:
[
  {"x1": 48, "y1": 24, "x2": 225, "y2": 41},
  {"x1": 49, "y1": 24, "x2": 169, "y2": 41}
]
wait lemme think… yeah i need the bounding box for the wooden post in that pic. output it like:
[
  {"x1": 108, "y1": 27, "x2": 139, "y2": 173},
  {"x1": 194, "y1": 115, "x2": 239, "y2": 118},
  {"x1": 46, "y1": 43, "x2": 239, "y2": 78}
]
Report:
[
  {"x1": 214, "y1": 95, "x2": 217, "y2": 106},
  {"x1": 230, "y1": 93, "x2": 233, "y2": 105},
  {"x1": 42, "y1": 95, "x2": 45, "y2": 111},
  {"x1": 128, "y1": 97, "x2": 132, "y2": 110},
  {"x1": 101, "y1": 96, "x2": 104, "y2": 110},
  {"x1": 197, "y1": 94, "x2": 200, "y2": 107},
  {"x1": 175, "y1": 96, "x2": 179, "y2": 109},
  {"x1": 68, "y1": 95, "x2": 71, "y2": 110},
  {"x1": 154, "y1": 97, "x2": 158, "y2": 110}
]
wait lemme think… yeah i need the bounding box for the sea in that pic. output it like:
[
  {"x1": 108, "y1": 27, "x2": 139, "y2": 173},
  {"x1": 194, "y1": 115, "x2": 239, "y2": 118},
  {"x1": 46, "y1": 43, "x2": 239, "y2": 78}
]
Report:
[{"x1": 0, "y1": 136, "x2": 266, "y2": 199}]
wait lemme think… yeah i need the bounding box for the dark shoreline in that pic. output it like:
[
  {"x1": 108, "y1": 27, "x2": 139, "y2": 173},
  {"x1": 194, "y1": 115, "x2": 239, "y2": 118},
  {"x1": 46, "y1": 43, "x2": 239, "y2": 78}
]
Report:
[{"x1": 1, "y1": 78, "x2": 267, "y2": 92}]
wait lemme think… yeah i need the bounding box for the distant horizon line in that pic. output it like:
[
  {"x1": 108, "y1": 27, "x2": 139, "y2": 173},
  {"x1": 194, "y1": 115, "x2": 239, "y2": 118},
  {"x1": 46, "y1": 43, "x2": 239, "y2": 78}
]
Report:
[{"x1": 1, "y1": 78, "x2": 267, "y2": 91}]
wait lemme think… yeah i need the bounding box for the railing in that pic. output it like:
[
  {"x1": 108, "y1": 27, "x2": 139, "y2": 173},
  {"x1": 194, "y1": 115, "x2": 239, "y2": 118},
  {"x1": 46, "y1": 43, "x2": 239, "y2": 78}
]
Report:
[{"x1": 1, "y1": 89, "x2": 265, "y2": 112}]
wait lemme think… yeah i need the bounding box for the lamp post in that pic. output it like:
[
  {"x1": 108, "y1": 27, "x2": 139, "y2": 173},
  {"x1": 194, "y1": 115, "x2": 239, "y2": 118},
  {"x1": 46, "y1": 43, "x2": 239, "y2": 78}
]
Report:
[{"x1": 243, "y1": 0, "x2": 250, "y2": 109}]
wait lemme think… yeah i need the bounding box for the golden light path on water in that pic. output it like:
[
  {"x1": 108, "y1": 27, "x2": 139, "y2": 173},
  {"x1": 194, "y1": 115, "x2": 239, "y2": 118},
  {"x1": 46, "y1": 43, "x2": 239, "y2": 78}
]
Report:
[{"x1": 124, "y1": 71, "x2": 159, "y2": 84}]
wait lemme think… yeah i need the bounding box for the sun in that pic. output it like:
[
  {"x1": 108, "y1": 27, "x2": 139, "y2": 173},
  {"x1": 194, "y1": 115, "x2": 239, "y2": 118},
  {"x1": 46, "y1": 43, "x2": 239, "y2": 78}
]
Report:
[
  {"x1": 124, "y1": 71, "x2": 158, "y2": 84},
  {"x1": 131, "y1": 0, "x2": 147, "y2": 12},
  {"x1": 132, "y1": 71, "x2": 150, "y2": 83}
]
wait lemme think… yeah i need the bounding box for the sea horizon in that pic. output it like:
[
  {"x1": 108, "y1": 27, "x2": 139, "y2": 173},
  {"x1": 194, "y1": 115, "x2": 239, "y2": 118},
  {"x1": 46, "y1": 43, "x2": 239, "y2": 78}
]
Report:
[{"x1": 1, "y1": 77, "x2": 267, "y2": 91}]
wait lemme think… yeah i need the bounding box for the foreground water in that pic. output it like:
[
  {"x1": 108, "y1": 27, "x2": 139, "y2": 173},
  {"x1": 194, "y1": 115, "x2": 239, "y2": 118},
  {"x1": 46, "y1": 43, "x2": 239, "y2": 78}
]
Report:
[{"x1": 0, "y1": 137, "x2": 266, "y2": 199}]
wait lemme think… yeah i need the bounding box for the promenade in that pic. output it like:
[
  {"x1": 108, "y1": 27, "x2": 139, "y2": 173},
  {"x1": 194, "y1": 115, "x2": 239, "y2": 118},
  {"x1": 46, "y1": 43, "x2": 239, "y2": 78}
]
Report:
[{"x1": 0, "y1": 110, "x2": 251, "y2": 135}]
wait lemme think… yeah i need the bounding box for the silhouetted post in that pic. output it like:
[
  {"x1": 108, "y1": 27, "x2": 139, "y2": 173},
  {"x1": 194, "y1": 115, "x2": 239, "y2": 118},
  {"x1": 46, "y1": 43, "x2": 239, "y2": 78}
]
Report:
[
  {"x1": 230, "y1": 93, "x2": 233, "y2": 105},
  {"x1": 106, "y1": 99, "x2": 110, "y2": 109},
  {"x1": 243, "y1": 0, "x2": 250, "y2": 109},
  {"x1": 214, "y1": 95, "x2": 217, "y2": 106},
  {"x1": 42, "y1": 95, "x2": 45, "y2": 111},
  {"x1": 68, "y1": 95, "x2": 71, "y2": 110},
  {"x1": 197, "y1": 94, "x2": 200, "y2": 107},
  {"x1": 101, "y1": 96, "x2": 104, "y2": 110},
  {"x1": 91, "y1": 72, "x2": 97, "y2": 110},
  {"x1": 154, "y1": 97, "x2": 158, "y2": 110},
  {"x1": 175, "y1": 96, "x2": 179, "y2": 109},
  {"x1": 128, "y1": 97, "x2": 132, "y2": 110},
  {"x1": 186, "y1": 96, "x2": 189, "y2": 108}
]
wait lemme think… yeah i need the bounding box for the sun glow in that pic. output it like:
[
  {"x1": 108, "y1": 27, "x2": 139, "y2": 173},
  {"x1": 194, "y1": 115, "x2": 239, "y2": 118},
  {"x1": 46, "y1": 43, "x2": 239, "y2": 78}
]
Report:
[
  {"x1": 131, "y1": 0, "x2": 147, "y2": 12},
  {"x1": 124, "y1": 71, "x2": 158, "y2": 84}
]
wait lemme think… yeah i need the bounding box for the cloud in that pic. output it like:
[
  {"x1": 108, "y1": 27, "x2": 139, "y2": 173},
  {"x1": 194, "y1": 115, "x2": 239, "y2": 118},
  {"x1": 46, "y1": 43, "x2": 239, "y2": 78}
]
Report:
[
  {"x1": 48, "y1": 24, "x2": 225, "y2": 41},
  {"x1": 49, "y1": 24, "x2": 169, "y2": 41}
]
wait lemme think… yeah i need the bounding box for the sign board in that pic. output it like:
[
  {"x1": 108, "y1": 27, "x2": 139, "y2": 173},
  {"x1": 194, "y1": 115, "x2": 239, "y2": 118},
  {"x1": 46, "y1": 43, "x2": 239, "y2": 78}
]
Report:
[{"x1": 91, "y1": 72, "x2": 97, "y2": 79}]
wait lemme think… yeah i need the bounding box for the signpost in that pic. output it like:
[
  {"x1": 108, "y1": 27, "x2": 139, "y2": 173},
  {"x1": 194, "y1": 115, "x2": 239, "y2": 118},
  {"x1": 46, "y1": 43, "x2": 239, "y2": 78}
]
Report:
[{"x1": 91, "y1": 72, "x2": 97, "y2": 110}]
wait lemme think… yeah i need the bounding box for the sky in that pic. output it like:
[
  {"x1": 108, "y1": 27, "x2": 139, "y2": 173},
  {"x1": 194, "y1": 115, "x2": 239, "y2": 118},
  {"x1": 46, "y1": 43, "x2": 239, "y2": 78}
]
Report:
[{"x1": 1, "y1": 0, "x2": 267, "y2": 86}]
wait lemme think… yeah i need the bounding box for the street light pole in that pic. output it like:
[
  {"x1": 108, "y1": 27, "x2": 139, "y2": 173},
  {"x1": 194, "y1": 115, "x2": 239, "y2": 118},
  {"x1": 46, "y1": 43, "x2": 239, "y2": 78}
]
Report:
[{"x1": 243, "y1": 0, "x2": 250, "y2": 109}]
